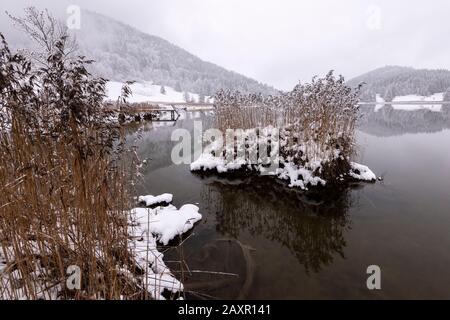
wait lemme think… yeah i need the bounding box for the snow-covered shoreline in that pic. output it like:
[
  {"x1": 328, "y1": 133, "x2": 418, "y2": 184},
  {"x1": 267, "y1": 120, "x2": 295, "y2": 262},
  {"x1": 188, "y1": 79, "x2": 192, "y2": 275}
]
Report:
[
  {"x1": 190, "y1": 141, "x2": 376, "y2": 190},
  {"x1": 129, "y1": 195, "x2": 202, "y2": 299},
  {"x1": 105, "y1": 81, "x2": 213, "y2": 104},
  {"x1": 374, "y1": 92, "x2": 447, "y2": 112},
  {"x1": 191, "y1": 154, "x2": 376, "y2": 190}
]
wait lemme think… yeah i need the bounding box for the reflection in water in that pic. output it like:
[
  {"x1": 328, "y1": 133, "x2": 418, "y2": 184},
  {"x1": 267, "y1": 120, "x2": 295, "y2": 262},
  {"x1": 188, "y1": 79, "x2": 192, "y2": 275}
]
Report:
[
  {"x1": 359, "y1": 104, "x2": 450, "y2": 136},
  {"x1": 199, "y1": 175, "x2": 355, "y2": 274},
  {"x1": 128, "y1": 109, "x2": 450, "y2": 299},
  {"x1": 127, "y1": 112, "x2": 358, "y2": 298},
  {"x1": 181, "y1": 238, "x2": 256, "y2": 300},
  {"x1": 125, "y1": 111, "x2": 215, "y2": 173}
]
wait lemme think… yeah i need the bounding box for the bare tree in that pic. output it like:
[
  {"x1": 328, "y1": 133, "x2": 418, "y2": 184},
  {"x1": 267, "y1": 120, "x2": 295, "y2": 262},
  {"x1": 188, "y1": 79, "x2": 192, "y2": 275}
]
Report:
[{"x1": 6, "y1": 7, "x2": 78, "y2": 66}]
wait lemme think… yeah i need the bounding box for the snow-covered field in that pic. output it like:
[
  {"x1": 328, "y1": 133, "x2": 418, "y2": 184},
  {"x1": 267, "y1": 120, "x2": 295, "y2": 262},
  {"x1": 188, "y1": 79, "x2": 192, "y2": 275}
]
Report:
[
  {"x1": 392, "y1": 92, "x2": 444, "y2": 111},
  {"x1": 105, "y1": 81, "x2": 212, "y2": 104},
  {"x1": 375, "y1": 92, "x2": 445, "y2": 112}
]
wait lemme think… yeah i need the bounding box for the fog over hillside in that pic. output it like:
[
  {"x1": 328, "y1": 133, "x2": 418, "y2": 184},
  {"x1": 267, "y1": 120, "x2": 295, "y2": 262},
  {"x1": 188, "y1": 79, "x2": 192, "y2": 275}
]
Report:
[
  {"x1": 2, "y1": 9, "x2": 278, "y2": 96},
  {"x1": 3, "y1": 5, "x2": 450, "y2": 101}
]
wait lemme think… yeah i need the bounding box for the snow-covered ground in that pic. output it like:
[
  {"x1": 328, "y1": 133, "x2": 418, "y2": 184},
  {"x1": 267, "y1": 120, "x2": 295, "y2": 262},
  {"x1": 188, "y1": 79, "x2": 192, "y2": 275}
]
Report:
[
  {"x1": 392, "y1": 92, "x2": 444, "y2": 112},
  {"x1": 129, "y1": 197, "x2": 202, "y2": 300},
  {"x1": 131, "y1": 203, "x2": 202, "y2": 246},
  {"x1": 374, "y1": 92, "x2": 445, "y2": 112},
  {"x1": 105, "y1": 81, "x2": 212, "y2": 104}
]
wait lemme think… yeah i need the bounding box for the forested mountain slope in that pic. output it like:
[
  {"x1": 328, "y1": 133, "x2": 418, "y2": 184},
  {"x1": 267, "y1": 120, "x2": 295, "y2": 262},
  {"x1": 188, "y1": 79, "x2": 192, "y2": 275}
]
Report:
[{"x1": 348, "y1": 66, "x2": 450, "y2": 101}]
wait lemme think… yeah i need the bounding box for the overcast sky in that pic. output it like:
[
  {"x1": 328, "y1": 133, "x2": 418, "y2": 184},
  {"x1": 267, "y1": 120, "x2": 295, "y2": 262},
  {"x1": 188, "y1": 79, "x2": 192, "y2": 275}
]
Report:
[{"x1": 2, "y1": 0, "x2": 450, "y2": 90}]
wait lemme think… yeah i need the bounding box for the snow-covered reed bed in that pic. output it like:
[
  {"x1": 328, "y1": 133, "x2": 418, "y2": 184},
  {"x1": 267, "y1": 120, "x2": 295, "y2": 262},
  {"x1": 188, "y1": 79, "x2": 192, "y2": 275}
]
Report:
[
  {"x1": 192, "y1": 72, "x2": 376, "y2": 189},
  {"x1": 0, "y1": 26, "x2": 199, "y2": 300}
]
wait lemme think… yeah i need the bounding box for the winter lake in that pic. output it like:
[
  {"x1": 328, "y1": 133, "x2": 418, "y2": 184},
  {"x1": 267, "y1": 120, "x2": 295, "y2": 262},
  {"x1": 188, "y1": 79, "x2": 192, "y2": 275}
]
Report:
[{"x1": 127, "y1": 105, "x2": 450, "y2": 299}]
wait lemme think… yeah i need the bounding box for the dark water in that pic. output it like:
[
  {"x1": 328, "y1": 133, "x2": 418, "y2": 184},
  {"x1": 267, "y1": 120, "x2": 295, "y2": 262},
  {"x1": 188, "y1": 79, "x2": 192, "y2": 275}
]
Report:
[{"x1": 128, "y1": 106, "x2": 450, "y2": 299}]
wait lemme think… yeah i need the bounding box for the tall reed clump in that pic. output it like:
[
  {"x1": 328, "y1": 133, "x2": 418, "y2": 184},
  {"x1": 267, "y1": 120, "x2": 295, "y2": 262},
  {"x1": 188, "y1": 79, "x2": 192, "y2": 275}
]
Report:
[
  {"x1": 214, "y1": 72, "x2": 362, "y2": 180},
  {"x1": 0, "y1": 32, "x2": 143, "y2": 299}
]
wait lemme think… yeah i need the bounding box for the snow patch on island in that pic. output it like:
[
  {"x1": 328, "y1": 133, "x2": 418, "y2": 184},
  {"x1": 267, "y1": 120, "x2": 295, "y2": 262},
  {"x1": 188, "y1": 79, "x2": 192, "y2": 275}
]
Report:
[
  {"x1": 131, "y1": 204, "x2": 202, "y2": 246},
  {"x1": 276, "y1": 162, "x2": 326, "y2": 189},
  {"x1": 138, "y1": 193, "x2": 173, "y2": 206},
  {"x1": 349, "y1": 162, "x2": 377, "y2": 181},
  {"x1": 190, "y1": 153, "x2": 331, "y2": 190},
  {"x1": 190, "y1": 140, "x2": 377, "y2": 189}
]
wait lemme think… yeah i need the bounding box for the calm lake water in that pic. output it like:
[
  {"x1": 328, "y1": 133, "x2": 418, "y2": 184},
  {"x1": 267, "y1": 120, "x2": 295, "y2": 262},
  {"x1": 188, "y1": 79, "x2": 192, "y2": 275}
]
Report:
[{"x1": 127, "y1": 105, "x2": 450, "y2": 299}]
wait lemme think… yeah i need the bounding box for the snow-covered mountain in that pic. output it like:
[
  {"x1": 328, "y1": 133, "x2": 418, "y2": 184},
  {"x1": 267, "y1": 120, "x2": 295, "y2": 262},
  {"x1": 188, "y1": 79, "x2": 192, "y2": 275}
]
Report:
[
  {"x1": 348, "y1": 66, "x2": 450, "y2": 102},
  {"x1": 2, "y1": 9, "x2": 278, "y2": 97},
  {"x1": 73, "y1": 10, "x2": 277, "y2": 97}
]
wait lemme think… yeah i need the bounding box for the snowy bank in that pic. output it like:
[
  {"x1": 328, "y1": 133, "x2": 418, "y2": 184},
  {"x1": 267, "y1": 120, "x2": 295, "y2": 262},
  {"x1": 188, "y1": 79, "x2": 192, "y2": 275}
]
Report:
[
  {"x1": 128, "y1": 196, "x2": 202, "y2": 299},
  {"x1": 131, "y1": 203, "x2": 202, "y2": 246},
  {"x1": 373, "y1": 92, "x2": 446, "y2": 112},
  {"x1": 349, "y1": 162, "x2": 377, "y2": 181}
]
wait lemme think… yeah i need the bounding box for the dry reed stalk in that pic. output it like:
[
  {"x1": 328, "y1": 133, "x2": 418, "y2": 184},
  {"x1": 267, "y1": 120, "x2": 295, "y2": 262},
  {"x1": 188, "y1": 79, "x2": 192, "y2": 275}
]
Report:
[
  {"x1": 0, "y1": 30, "x2": 153, "y2": 299},
  {"x1": 0, "y1": 108, "x2": 145, "y2": 299},
  {"x1": 213, "y1": 72, "x2": 361, "y2": 175}
]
